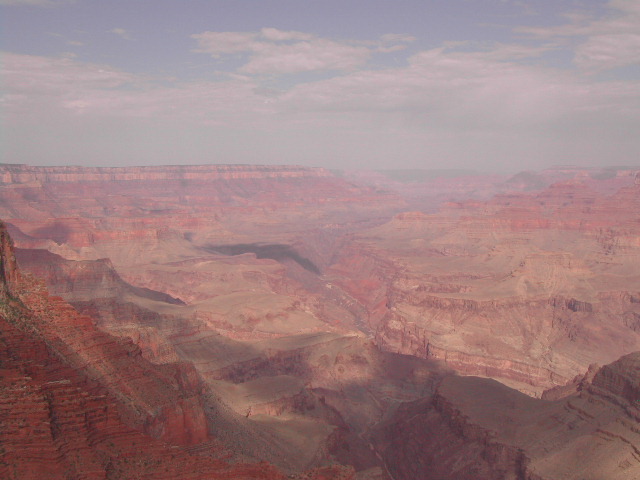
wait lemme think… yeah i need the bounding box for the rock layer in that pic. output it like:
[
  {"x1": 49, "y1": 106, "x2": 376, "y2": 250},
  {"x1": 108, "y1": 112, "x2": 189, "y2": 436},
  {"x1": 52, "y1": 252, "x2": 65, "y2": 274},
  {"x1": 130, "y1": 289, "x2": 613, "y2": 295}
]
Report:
[
  {"x1": 331, "y1": 180, "x2": 640, "y2": 392},
  {"x1": 377, "y1": 354, "x2": 640, "y2": 480},
  {"x1": 2, "y1": 163, "x2": 640, "y2": 477},
  {"x1": 0, "y1": 221, "x2": 290, "y2": 479}
]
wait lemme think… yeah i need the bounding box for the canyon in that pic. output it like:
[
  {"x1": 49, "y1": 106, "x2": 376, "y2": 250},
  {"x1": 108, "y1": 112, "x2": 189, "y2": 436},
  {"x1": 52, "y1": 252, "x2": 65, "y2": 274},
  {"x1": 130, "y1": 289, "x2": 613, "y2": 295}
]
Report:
[{"x1": 1, "y1": 162, "x2": 639, "y2": 479}]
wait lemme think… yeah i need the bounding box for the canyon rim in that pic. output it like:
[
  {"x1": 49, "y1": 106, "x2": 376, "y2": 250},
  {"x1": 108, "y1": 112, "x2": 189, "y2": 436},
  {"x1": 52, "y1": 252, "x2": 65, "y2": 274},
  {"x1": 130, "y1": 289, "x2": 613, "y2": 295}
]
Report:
[{"x1": 0, "y1": 163, "x2": 639, "y2": 479}]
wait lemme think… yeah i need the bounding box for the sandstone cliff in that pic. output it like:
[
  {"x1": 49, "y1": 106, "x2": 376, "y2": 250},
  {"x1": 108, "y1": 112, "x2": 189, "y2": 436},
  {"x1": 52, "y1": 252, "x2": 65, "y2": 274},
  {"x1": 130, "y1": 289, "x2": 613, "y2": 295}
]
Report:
[
  {"x1": 0, "y1": 220, "x2": 293, "y2": 479},
  {"x1": 2, "y1": 163, "x2": 639, "y2": 477},
  {"x1": 331, "y1": 179, "x2": 640, "y2": 393},
  {"x1": 377, "y1": 354, "x2": 640, "y2": 480},
  {"x1": 0, "y1": 163, "x2": 332, "y2": 184}
]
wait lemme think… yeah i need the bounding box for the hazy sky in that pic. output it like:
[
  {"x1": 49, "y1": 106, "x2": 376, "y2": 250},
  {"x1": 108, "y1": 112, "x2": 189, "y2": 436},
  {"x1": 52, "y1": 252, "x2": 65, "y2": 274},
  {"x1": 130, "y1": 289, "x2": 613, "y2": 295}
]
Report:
[{"x1": 1, "y1": 0, "x2": 639, "y2": 171}]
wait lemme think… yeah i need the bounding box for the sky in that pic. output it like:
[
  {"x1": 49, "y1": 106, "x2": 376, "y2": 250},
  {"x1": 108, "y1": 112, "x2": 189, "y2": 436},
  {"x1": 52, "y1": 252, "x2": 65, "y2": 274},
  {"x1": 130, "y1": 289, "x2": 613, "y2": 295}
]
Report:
[{"x1": 1, "y1": 0, "x2": 639, "y2": 172}]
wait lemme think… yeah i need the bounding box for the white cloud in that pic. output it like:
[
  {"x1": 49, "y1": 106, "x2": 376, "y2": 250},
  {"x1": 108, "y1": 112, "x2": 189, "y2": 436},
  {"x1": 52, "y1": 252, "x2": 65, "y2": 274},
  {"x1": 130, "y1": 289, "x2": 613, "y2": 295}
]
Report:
[
  {"x1": 2, "y1": 53, "x2": 269, "y2": 121},
  {"x1": 575, "y1": 32, "x2": 640, "y2": 70},
  {"x1": 5, "y1": 45, "x2": 639, "y2": 133},
  {"x1": 192, "y1": 28, "x2": 372, "y2": 74},
  {"x1": 3, "y1": 53, "x2": 133, "y2": 93},
  {"x1": 265, "y1": 42, "x2": 640, "y2": 167},
  {"x1": 260, "y1": 28, "x2": 313, "y2": 42},
  {"x1": 378, "y1": 33, "x2": 416, "y2": 53},
  {"x1": 191, "y1": 31, "x2": 257, "y2": 57},
  {"x1": 517, "y1": 0, "x2": 640, "y2": 71},
  {"x1": 241, "y1": 39, "x2": 370, "y2": 74},
  {"x1": 6, "y1": 42, "x2": 639, "y2": 125},
  {"x1": 610, "y1": 0, "x2": 640, "y2": 16},
  {"x1": 3, "y1": 19, "x2": 640, "y2": 170},
  {"x1": 110, "y1": 28, "x2": 132, "y2": 41}
]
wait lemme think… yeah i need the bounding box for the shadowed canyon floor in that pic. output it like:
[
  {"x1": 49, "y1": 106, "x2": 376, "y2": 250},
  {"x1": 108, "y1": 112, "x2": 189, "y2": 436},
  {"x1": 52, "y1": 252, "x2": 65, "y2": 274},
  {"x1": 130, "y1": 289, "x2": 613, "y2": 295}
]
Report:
[{"x1": 1, "y1": 163, "x2": 639, "y2": 479}]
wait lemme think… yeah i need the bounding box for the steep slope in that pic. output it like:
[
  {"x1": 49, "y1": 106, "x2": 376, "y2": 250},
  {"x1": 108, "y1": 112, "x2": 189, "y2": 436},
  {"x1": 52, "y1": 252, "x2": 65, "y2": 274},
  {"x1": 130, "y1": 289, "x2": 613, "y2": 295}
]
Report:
[
  {"x1": 6, "y1": 163, "x2": 639, "y2": 396},
  {"x1": 11, "y1": 243, "x2": 448, "y2": 477},
  {"x1": 376, "y1": 353, "x2": 640, "y2": 480},
  {"x1": 3, "y1": 163, "x2": 640, "y2": 477},
  {"x1": 14, "y1": 247, "x2": 185, "y2": 304},
  {"x1": 0, "y1": 312, "x2": 291, "y2": 480},
  {"x1": 331, "y1": 178, "x2": 640, "y2": 393},
  {"x1": 0, "y1": 163, "x2": 402, "y2": 266},
  {"x1": 0, "y1": 220, "x2": 295, "y2": 479},
  {"x1": 8, "y1": 225, "x2": 438, "y2": 478}
]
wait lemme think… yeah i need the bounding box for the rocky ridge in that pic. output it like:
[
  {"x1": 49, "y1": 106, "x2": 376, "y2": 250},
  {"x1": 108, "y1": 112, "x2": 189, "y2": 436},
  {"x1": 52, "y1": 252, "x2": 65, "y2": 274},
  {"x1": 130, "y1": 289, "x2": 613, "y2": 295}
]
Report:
[
  {"x1": 330, "y1": 179, "x2": 640, "y2": 393},
  {"x1": 2, "y1": 163, "x2": 640, "y2": 477},
  {"x1": 376, "y1": 353, "x2": 640, "y2": 480},
  {"x1": 0, "y1": 221, "x2": 356, "y2": 479}
]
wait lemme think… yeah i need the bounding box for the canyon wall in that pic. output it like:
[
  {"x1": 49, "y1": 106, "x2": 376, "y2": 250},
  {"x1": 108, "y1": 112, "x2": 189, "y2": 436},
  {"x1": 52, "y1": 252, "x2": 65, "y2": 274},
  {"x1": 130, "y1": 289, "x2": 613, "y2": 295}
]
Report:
[
  {"x1": 2, "y1": 163, "x2": 640, "y2": 477},
  {"x1": 377, "y1": 353, "x2": 640, "y2": 480},
  {"x1": 0, "y1": 220, "x2": 363, "y2": 479},
  {"x1": 331, "y1": 179, "x2": 640, "y2": 392},
  {"x1": 0, "y1": 220, "x2": 294, "y2": 479}
]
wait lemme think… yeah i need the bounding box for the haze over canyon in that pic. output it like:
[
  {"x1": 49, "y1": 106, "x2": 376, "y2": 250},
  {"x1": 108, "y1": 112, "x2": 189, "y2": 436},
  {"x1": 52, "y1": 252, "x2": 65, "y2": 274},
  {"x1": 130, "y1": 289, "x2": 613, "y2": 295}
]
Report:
[{"x1": 1, "y1": 162, "x2": 639, "y2": 480}]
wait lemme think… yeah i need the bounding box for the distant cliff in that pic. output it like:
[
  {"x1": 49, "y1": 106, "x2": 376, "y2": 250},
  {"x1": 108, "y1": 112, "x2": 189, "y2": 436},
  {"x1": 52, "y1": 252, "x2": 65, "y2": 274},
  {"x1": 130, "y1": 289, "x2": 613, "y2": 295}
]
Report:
[
  {"x1": 0, "y1": 163, "x2": 333, "y2": 184},
  {"x1": 377, "y1": 353, "x2": 640, "y2": 480}
]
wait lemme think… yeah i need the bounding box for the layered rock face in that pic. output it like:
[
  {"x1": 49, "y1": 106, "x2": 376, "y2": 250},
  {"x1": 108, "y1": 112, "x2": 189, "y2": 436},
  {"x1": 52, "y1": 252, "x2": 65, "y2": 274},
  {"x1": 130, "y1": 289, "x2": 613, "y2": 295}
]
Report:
[
  {"x1": 2, "y1": 163, "x2": 640, "y2": 478},
  {"x1": 0, "y1": 253, "x2": 436, "y2": 479},
  {"x1": 0, "y1": 314, "x2": 287, "y2": 480},
  {"x1": 0, "y1": 164, "x2": 404, "y2": 292},
  {"x1": 330, "y1": 180, "x2": 640, "y2": 393},
  {"x1": 2, "y1": 242, "x2": 442, "y2": 478},
  {"x1": 0, "y1": 163, "x2": 332, "y2": 183},
  {"x1": 376, "y1": 354, "x2": 640, "y2": 480},
  {"x1": 341, "y1": 165, "x2": 638, "y2": 211},
  {"x1": 14, "y1": 247, "x2": 184, "y2": 304},
  {"x1": 0, "y1": 221, "x2": 293, "y2": 479}
]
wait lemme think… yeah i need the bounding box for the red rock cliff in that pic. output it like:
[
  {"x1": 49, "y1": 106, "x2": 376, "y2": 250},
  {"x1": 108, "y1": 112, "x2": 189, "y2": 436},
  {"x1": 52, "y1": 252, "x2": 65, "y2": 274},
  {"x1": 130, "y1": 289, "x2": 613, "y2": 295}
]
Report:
[{"x1": 0, "y1": 221, "x2": 289, "y2": 479}]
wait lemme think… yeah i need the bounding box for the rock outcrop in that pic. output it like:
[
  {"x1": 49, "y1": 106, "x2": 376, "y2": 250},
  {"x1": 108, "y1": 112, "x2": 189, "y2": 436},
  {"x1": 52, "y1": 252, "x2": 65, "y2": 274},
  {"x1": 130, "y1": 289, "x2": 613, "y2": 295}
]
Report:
[
  {"x1": 3, "y1": 221, "x2": 437, "y2": 478},
  {"x1": 2, "y1": 163, "x2": 640, "y2": 477},
  {"x1": 15, "y1": 247, "x2": 184, "y2": 304},
  {"x1": 331, "y1": 179, "x2": 640, "y2": 393},
  {"x1": 376, "y1": 353, "x2": 640, "y2": 480},
  {"x1": 340, "y1": 165, "x2": 638, "y2": 211},
  {"x1": 0, "y1": 220, "x2": 288, "y2": 479}
]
